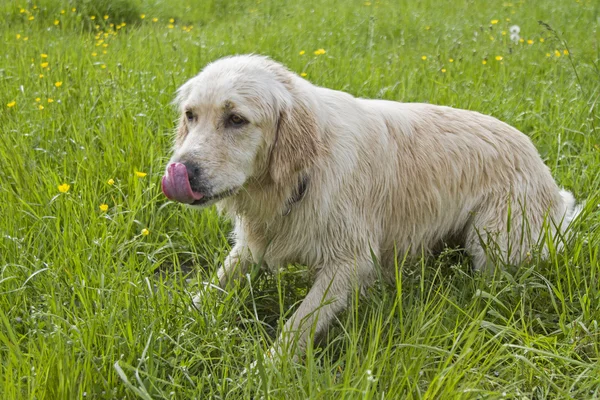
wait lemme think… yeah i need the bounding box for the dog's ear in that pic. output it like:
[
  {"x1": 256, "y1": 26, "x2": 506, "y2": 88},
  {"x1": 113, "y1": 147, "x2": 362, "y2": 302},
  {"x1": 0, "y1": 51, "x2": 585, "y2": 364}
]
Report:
[{"x1": 270, "y1": 95, "x2": 323, "y2": 184}]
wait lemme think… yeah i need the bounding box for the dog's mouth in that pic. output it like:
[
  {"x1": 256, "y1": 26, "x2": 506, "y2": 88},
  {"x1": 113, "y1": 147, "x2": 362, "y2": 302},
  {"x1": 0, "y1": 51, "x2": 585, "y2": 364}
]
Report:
[{"x1": 161, "y1": 162, "x2": 238, "y2": 205}]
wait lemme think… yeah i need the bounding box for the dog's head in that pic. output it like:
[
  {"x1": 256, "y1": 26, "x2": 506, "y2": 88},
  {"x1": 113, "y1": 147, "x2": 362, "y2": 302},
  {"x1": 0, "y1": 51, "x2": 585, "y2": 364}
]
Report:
[{"x1": 162, "y1": 55, "x2": 322, "y2": 208}]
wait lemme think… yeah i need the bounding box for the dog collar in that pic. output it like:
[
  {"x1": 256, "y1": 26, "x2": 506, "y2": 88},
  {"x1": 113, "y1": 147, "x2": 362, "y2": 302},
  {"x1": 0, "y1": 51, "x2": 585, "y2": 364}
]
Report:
[{"x1": 283, "y1": 175, "x2": 309, "y2": 216}]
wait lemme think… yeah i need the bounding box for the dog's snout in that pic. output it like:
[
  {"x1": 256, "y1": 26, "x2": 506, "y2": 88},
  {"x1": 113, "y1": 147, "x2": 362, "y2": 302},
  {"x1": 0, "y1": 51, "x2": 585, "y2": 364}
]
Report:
[{"x1": 181, "y1": 161, "x2": 205, "y2": 191}]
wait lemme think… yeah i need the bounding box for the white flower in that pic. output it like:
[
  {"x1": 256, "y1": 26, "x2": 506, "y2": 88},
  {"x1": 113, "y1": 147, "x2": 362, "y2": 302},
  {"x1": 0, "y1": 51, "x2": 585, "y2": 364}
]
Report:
[{"x1": 509, "y1": 25, "x2": 520, "y2": 34}]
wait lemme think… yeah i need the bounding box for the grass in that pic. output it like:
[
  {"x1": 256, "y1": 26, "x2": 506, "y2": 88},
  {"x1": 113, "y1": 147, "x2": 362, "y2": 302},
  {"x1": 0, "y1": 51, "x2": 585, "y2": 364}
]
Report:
[{"x1": 1, "y1": 0, "x2": 600, "y2": 398}]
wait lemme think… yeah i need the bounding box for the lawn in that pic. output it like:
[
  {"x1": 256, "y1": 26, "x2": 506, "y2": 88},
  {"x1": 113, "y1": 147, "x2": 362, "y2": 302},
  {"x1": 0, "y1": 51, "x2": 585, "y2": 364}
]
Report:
[{"x1": 1, "y1": 0, "x2": 600, "y2": 398}]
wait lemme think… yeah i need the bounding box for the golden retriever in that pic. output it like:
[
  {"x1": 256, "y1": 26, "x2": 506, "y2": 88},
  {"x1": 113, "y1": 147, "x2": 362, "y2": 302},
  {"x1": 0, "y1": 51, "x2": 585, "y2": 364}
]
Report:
[{"x1": 162, "y1": 54, "x2": 580, "y2": 359}]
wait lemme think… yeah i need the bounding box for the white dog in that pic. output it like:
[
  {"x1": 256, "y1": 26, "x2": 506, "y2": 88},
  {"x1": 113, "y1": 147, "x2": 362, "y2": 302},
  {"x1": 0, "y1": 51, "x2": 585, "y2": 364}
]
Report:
[{"x1": 162, "y1": 54, "x2": 580, "y2": 357}]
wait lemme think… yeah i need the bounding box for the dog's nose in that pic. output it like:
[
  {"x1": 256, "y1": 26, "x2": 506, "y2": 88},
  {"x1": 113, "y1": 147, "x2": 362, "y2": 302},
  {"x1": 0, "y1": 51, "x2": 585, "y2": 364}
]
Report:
[{"x1": 181, "y1": 161, "x2": 204, "y2": 192}]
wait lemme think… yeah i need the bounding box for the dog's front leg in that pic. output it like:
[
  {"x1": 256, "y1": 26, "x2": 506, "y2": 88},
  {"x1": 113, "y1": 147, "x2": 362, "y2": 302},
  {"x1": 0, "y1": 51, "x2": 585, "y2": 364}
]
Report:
[
  {"x1": 216, "y1": 243, "x2": 252, "y2": 289},
  {"x1": 270, "y1": 263, "x2": 373, "y2": 359}
]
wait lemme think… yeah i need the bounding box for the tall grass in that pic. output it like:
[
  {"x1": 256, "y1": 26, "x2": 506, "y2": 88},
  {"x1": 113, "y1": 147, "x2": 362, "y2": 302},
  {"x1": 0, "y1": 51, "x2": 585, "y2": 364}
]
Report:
[{"x1": 1, "y1": 0, "x2": 599, "y2": 398}]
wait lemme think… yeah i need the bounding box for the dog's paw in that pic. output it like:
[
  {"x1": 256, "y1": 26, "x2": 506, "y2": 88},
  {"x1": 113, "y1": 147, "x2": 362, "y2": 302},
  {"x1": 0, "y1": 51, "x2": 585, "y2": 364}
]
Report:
[{"x1": 189, "y1": 281, "x2": 227, "y2": 311}]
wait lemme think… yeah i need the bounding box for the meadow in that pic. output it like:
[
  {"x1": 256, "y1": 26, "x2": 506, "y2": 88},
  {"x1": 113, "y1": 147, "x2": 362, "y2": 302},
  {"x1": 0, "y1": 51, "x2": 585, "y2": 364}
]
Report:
[{"x1": 1, "y1": 0, "x2": 600, "y2": 398}]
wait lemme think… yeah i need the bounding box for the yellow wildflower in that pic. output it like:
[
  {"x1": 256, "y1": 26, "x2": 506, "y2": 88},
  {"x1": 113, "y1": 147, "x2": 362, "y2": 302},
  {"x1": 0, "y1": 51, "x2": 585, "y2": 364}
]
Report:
[
  {"x1": 546, "y1": 53, "x2": 551, "y2": 57},
  {"x1": 55, "y1": 81, "x2": 63, "y2": 88},
  {"x1": 99, "y1": 204, "x2": 109, "y2": 212},
  {"x1": 103, "y1": 15, "x2": 109, "y2": 20},
  {"x1": 300, "y1": 72, "x2": 307, "y2": 77},
  {"x1": 152, "y1": 18, "x2": 158, "y2": 22},
  {"x1": 554, "y1": 50, "x2": 561, "y2": 57},
  {"x1": 16, "y1": 34, "x2": 21, "y2": 39},
  {"x1": 482, "y1": 60, "x2": 487, "y2": 65},
  {"x1": 20, "y1": 8, "x2": 25, "y2": 13},
  {"x1": 28, "y1": 15, "x2": 34, "y2": 21},
  {"x1": 54, "y1": 20, "x2": 59, "y2": 25},
  {"x1": 539, "y1": 38, "x2": 545, "y2": 43},
  {"x1": 495, "y1": 55, "x2": 503, "y2": 61},
  {"x1": 421, "y1": 55, "x2": 427, "y2": 60},
  {"x1": 90, "y1": 16, "x2": 96, "y2": 20},
  {"x1": 169, "y1": 18, "x2": 175, "y2": 23},
  {"x1": 313, "y1": 48, "x2": 326, "y2": 56},
  {"x1": 61, "y1": 10, "x2": 65, "y2": 14},
  {"x1": 299, "y1": 50, "x2": 305, "y2": 55},
  {"x1": 135, "y1": 171, "x2": 147, "y2": 178},
  {"x1": 35, "y1": 97, "x2": 41, "y2": 102},
  {"x1": 101, "y1": 64, "x2": 106, "y2": 69},
  {"x1": 491, "y1": 19, "x2": 498, "y2": 24},
  {"x1": 102, "y1": 50, "x2": 107, "y2": 55},
  {"x1": 58, "y1": 183, "x2": 70, "y2": 193},
  {"x1": 91, "y1": 52, "x2": 97, "y2": 57},
  {"x1": 168, "y1": 24, "x2": 174, "y2": 29},
  {"x1": 39, "y1": 74, "x2": 44, "y2": 78},
  {"x1": 7, "y1": 101, "x2": 16, "y2": 108},
  {"x1": 41, "y1": 62, "x2": 49, "y2": 68},
  {"x1": 47, "y1": 98, "x2": 54, "y2": 103},
  {"x1": 41, "y1": 54, "x2": 48, "y2": 58},
  {"x1": 563, "y1": 49, "x2": 569, "y2": 55},
  {"x1": 527, "y1": 39, "x2": 533, "y2": 45},
  {"x1": 519, "y1": 38, "x2": 524, "y2": 43},
  {"x1": 38, "y1": 105, "x2": 44, "y2": 110},
  {"x1": 140, "y1": 14, "x2": 146, "y2": 19},
  {"x1": 141, "y1": 228, "x2": 150, "y2": 236},
  {"x1": 23, "y1": 37, "x2": 28, "y2": 41},
  {"x1": 449, "y1": 58, "x2": 454, "y2": 62},
  {"x1": 502, "y1": 31, "x2": 506, "y2": 36},
  {"x1": 72, "y1": 7, "x2": 76, "y2": 12},
  {"x1": 364, "y1": 1, "x2": 372, "y2": 5},
  {"x1": 441, "y1": 68, "x2": 446, "y2": 73},
  {"x1": 107, "y1": 178, "x2": 115, "y2": 185}
]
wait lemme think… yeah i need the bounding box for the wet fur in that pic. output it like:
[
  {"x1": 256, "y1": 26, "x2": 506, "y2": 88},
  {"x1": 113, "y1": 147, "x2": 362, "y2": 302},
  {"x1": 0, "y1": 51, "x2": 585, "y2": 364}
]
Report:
[{"x1": 168, "y1": 54, "x2": 580, "y2": 357}]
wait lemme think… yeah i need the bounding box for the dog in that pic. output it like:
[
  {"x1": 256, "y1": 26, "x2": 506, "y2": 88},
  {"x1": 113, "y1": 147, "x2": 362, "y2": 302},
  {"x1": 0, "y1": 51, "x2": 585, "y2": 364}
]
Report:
[{"x1": 162, "y1": 54, "x2": 580, "y2": 358}]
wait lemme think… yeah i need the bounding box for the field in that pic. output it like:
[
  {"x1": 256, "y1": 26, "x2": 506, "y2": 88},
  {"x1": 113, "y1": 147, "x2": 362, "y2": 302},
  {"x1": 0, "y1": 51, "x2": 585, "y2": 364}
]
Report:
[{"x1": 1, "y1": 0, "x2": 600, "y2": 398}]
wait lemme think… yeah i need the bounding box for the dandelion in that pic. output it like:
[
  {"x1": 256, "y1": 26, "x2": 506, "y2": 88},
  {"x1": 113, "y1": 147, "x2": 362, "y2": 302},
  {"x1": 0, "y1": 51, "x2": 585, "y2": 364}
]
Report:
[
  {"x1": 7, "y1": 101, "x2": 16, "y2": 108},
  {"x1": 300, "y1": 72, "x2": 307, "y2": 77},
  {"x1": 495, "y1": 55, "x2": 503, "y2": 61},
  {"x1": 102, "y1": 50, "x2": 107, "y2": 55},
  {"x1": 41, "y1": 62, "x2": 49, "y2": 68},
  {"x1": 563, "y1": 49, "x2": 569, "y2": 55},
  {"x1": 61, "y1": 9, "x2": 65, "y2": 14},
  {"x1": 527, "y1": 39, "x2": 533, "y2": 45},
  {"x1": 364, "y1": 1, "x2": 372, "y2": 5},
  {"x1": 72, "y1": 7, "x2": 76, "y2": 12},
  {"x1": 91, "y1": 52, "x2": 97, "y2": 57},
  {"x1": 546, "y1": 53, "x2": 551, "y2": 57},
  {"x1": 141, "y1": 228, "x2": 150, "y2": 236},
  {"x1": 101, "y1": 64, "x2": 106, "y2": 69},
  {"x1": 509, "y1": 25, "x2": 520, "y2": 44},
  {"x1": 99, "y1": 204, "x2": 109, "y2": 212},
  {"x1": 314, "y1": 48, "x2": 326, "y2": 56},
  {"x1": 20, "y1": 8, "x2": 25, "y2": 13},
  {"x1": 39, "y1": 74, "x2": 43, "y2": 78},
  {"x1": 107, "y1": 178, "x2": 115, "y2": 185},
  {"x1": 47, "y1": 98, "x2": 54, "y2": 103},
  {"x1": 168, "y1": 24, "x2": 174, "y2": 29},
  {"x1": 16, "y1": 34, "x2": 21, "y2": 39},
  {"x1": 23, "y1": 37, "x2": 28, "y2": 41},
  {"x1": 38, "y1": 105, "x2": 44, "y2": 110},
  {"x1": 152, "y1": 18, "x2": 158, "y2": 22},
  {"x1": 41, "y1": 54, "x2": 48, "y2": 58},
  {"x1": 554, "y1": 50, "x2": 561, "y2": 57},
  {"x1": 54, "y1": 20, "x2": 59, "y2": 25},
  {"x1": 103, "y1": 15, "x2": 109, "y2": 20},
  {"x1": 55, "y1": 81, "x2": 63, "y2": 88},
  {"x1": 35, "y1": 97, "x2": 41, "y2": 102},
  {"x1": 421, "y1": 55, "x2": 427, "y2": 60},
  {"x1": 169, "y1": 18, "x2": 174, "y2": 23},
  {"x1": 490, "y1": 19, "x2": 499, "y2": 24},
  {"x1": 299, "y1": 50, "x2": 305, "y2": 55},
  {"x1": 140, "y1": 14, "x2": 145, "y2": 19},
  {"x1": 135, "y1": 171, "x2": 147, "y2": 178},
  {"x1": 58, "y1": 183, "x2": 70, "y2": 193},
  {"x1": 90, "y1": 16, "x2": 96, "y2": 20},
  {"x1": 539, "y1": 38, "x2": 545, "y2": 43},
  {"x1": 102, "y1": 43, "x2": 108, "y2": 47},
  {"x1": 441, "y1": 68, "x2": 446, "y2": 73},
  {"x1": 501, "y1": 31, "x2": 506, "y2": 35},
  {"x1": 482, "y1": 59, "x2": 487, "y2": 65},
  {"x1": 425, "y1": 26, "x2": 430, "y2": 30},
  {"x1": 449, "y1": 58, "x2": 454, "y2": 62}
]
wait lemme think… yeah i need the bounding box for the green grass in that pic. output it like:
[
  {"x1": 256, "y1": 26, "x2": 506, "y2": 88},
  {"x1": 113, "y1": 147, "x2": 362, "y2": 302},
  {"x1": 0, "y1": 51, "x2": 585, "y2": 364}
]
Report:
[{"x1": 1, "y1": 0, "x2": 600, "y2": 398}]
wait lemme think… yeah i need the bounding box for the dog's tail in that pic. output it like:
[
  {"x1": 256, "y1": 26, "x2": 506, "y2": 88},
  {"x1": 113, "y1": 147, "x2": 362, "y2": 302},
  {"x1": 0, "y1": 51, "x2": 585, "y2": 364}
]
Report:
[{"x1": 558, "y1": 189, "x2": 584, "y2": 233}]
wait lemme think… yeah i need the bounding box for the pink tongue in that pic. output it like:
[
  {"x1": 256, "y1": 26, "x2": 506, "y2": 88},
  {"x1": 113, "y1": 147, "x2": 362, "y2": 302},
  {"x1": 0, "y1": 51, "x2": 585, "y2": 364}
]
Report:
[{"x1": 161, "y1": 162, "x2": 204, "y2": 204}]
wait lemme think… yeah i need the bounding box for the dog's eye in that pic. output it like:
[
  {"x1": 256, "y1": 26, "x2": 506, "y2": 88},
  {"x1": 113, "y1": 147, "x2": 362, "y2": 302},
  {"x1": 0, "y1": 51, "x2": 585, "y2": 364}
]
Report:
[
  {"x1": 228, "y1": 114, "x2": 247, "y2": 127},
  {"x1": 185, "y1": 111, "x2": 194, "y2": 122}
]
